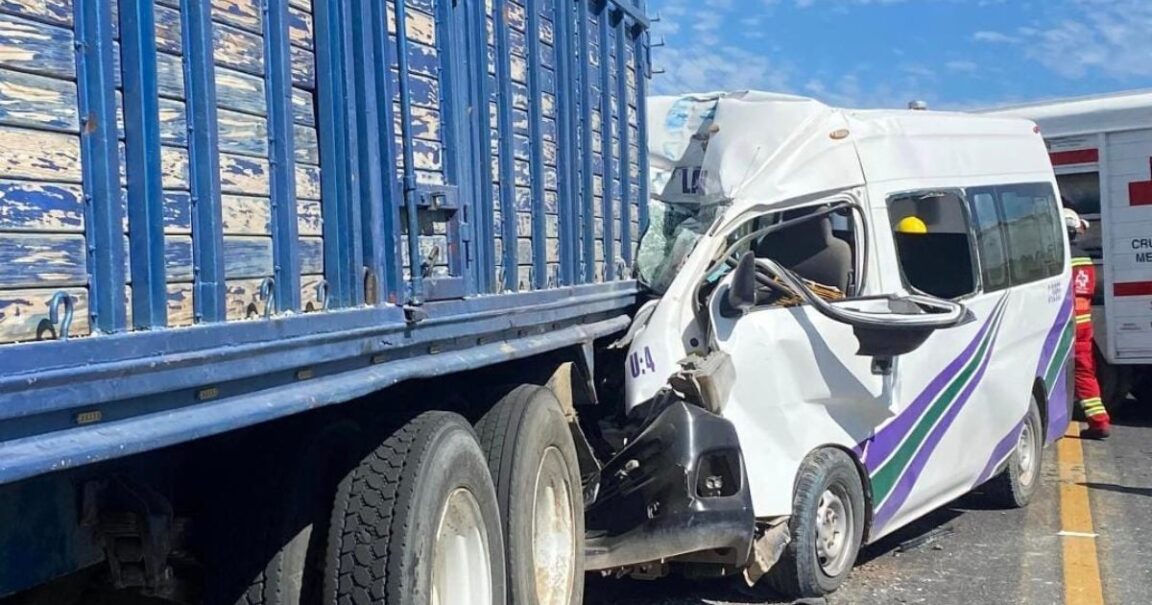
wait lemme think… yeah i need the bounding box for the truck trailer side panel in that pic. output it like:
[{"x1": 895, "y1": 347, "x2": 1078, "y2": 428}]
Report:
[{"x1": 0, "y1": 1, "x2": 649, "y2": 594}]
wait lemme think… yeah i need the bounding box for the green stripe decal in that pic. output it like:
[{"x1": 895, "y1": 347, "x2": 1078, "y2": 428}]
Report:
[
  {"x1": 870, "y1": 329, "x2": 995, "y2": 504},
  {"x1": 869, "y1": 299, "x2": 1008, "y2": 506},
  {"x1": 1044, "y1": 323, "x2": 1074, "y2": 388}
]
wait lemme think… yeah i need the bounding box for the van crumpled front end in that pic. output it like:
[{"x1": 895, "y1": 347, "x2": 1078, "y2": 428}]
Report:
[{"x1": 584, "y1": 394, "x2": 755, "y2": 573}]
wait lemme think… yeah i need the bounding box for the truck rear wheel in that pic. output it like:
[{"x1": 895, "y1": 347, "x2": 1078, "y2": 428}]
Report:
[
  {"x1": 1095, "y1": 343, "x2": 1131, "y2": 415},
  {"x1": 475, "y1": 385, "x2": 584, "y2": 605},
  {"x1": 767, "y1": 448, "x2": 865, "y2": 598},
  {"x1": 324, "y1": 411, "x2": 505, "y2": 605},
  {"x1": 201, "y1": 420, "x2": 363, "y2": 605}
]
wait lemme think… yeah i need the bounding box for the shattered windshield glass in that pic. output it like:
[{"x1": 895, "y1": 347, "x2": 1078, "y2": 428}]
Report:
[
  {"x1": 636, "y1": 96, "x2": 729, "y2": 294},
  {"x1": 636, "y1": 200, "x2": 725, "y2": 294}
]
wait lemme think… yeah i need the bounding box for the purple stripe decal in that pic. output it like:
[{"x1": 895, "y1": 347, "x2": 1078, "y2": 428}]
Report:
[
  {"x1": 872, "y1": 306, "x2": 1008, "y2": 530},
  {"x1": 1037, "y1": 292, "x2": 1073, "y2": 371},
  {"x1": 976, "y1": 419, "x2": 1024, "y2": 486},
  {"x1": 1046, "y1": 365, "x2": 1071, "y2": 442},
  {"x1": 861, "y1": 297, "x2": 1004, "y2": 471}
]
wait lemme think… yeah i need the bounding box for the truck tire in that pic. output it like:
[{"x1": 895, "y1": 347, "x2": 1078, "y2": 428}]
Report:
[
  {"x1": 202, "y1": 420, "x2": 363, "y2": 605},
  {"x1": 324, "y1": 411, "x2": 506, "y2": 605},
  {"x1": 984, "y1": 397, "x2": 1044, "y2": 509},
  {"x1": 1095, "y1": 344, "x2": 1131, "y2": 415},
  {"x1": 1129, "y1": 368, "x2": 1152, "y2": 407},
  {"x1": 475, "y1": 386, "x2": 584, "y2": 605},
  {"x1": 767, "y1": 448, "x2": 865, "y2": 598}
]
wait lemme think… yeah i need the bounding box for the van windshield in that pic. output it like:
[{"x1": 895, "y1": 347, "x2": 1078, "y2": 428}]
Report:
[{"x1": 636, "y1": 199, "x2": 725, "y2": 294}]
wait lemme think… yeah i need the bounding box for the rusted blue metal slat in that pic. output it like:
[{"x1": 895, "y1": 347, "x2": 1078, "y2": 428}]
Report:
[
  {"x1": 597, "y1": 1, "x2": 614, "y2": 280},
  {"x1": 182, "y1": 0, "x2": 227, "y2": 321},
  {"x1": 119, "y1": 0, "x2": 168, "y2": 327},
  {"x1": 526, "y1": 0, "x2": 547, "y2": 289},
  {"x1": 264, "y1": 0, "x2": 302, "y2": 312},
  {"x1": 614, "y1": 8, "x2": 632, "y2": 266},
  {"x1": 75, "y1": 0, "x2": 127, "y2": 332}
]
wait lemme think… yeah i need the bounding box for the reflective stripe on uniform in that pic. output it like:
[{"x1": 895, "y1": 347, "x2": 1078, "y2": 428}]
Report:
[
  {"x1": 1076, "y1": 313, "x2": 1093, "y2": 324},
  {"x1": 1072, "y1": 257, "x2": 1094, "y2": 267},
  {"x1": 1080, "y1": 397, "x2": 1107, "y2": 417}
]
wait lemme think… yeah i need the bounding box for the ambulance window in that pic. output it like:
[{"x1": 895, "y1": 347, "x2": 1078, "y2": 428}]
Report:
[
  {"x1": 1056, "y1": 172, "x2": 1103, "y2": 254},
  {"x1": 887, "y1": 191, "x2": 978, "y2": 299},
  {"x1": 968, "y1": 192, "x2": 1011, "y2": 292},
  {"x1": 1056, "y1": 172, "x2": 1101, "y2": 216}
]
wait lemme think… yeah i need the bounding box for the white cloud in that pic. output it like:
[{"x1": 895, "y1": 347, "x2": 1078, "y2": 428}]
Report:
[
  {"x1": 901, "y1": 64, "x2": 937, "y2": 78},
  {"x1": 650, "y1": 45, "x2": 793, "y2": 96},
  {"x1": 945, "y1": 60, "x2": 979, "y2": 73},
  {"x1": 692, "y1": 13, "x2": 722, "y2": 34},
  {"x1": 972, "y1": 30, "x2": 1019, "y2": 44},
  {"x1": 1017, "y1": 0, "x2": 1152, "y2": 80}
]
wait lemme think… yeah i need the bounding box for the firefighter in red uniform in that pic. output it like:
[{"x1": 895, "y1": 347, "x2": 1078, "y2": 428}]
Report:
[{"x1": 1065, "y1": 207, "x2": 1111, "y2": 439}]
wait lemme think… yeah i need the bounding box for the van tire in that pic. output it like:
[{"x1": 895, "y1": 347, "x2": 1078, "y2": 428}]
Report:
[
  {"x1": 767, "y1": 448, "x2": 865, "y2": 598},
  {"x1": 985, "y1": 397, "x2": 1044, "y2": 508},
  {"x1": 475, "y1": 385, "x2": 584, "y2": 605},
  {"x1": 323, "y1": 411, "x2": 506, "y2": 605}
]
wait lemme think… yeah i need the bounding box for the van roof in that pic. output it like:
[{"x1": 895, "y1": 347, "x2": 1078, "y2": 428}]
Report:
[
  {"x1": 979, "y1": 89, "x2": 1152, "y2": 137},
  {"x1": 648, "y1": 91, "x2": 1049, "y2": 211}
]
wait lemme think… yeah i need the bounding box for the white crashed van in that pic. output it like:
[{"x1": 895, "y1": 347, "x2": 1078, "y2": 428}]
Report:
[{"x1": 584, "y1": 92, "x2": 1074, "y2": 597}]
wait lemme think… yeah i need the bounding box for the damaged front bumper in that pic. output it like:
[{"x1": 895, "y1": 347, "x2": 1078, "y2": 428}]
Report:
[{"x1": 584, "y1": 398, "x2": 755, "y2": 571}]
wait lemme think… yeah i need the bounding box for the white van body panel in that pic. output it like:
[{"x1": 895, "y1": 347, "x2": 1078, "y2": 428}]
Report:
[{"x1": 630, "y1": 92, "x2": 1073, "y2": 542}]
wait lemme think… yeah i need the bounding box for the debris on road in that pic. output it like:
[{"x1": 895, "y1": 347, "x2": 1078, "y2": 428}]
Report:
[{"x1": 895, "y1": 525, "x2": 956, "y2": 553}]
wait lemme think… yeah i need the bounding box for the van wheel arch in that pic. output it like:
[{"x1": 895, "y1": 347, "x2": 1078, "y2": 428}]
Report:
[
  {"x1": 1031, "y1": 378, "x2": 1050, "y2": 442},
  {"x1": 803, "y1": 445, "x2": 874, "y2": 544}
]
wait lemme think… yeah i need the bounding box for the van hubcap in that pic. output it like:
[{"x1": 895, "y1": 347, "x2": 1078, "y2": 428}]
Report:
[
  {"x1": 815, "y1": 487, "x2": 854, "y2": 577},
  {"x1": 533, "y1": 447, "x2": 576, "y2": 605},
  {"x1": 1017, "y1": 421, "x2": 1037, "y2": 486},
  {"x1": 432, "y1": 488, "x2": 492, "y2": 605}
]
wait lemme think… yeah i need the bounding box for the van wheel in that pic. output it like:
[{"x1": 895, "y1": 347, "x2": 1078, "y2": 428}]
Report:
[
  {"x1": 985, "y1": 397, "x2": 1044, "y2": 508},
  {"x1": 767, "y1": 448, "x2": 865, "y2": 598},
  {"x1": 475, "y1": 386, "x2": 584, "y2": 605},
  {"x1": 324, "y1": 411, "x2": 506, "y2": 605}
]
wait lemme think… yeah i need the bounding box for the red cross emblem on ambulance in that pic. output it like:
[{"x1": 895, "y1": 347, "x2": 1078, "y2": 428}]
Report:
[{"x1": 1131, "y1": 158, "x2": 1152, "y2": 206}]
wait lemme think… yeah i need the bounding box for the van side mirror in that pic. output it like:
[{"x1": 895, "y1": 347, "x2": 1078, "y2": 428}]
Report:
[{"x1": 720, "y1": 251, "x2": 757, "y2": 318}]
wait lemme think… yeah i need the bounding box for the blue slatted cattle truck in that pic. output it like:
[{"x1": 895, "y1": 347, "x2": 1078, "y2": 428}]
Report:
[{"x1": 0, "y1": 0, "x2": 653, "y2": 603}]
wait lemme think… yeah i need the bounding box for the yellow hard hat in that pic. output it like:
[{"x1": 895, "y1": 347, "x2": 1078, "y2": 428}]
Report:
[{"x1": 895, "y1": 216, "x2": 928, "y2": 235}]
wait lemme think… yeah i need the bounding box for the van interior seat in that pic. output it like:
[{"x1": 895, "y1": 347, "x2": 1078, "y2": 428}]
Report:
[
  {"x1": 755, "y1": 209, "x2": 852, "y2": 293},
  {"x1": 894, "y1": 233, "x2": 974, "y2": 299}
]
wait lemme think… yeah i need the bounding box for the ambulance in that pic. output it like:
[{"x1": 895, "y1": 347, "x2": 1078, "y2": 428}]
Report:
[{"x1": 986, "y1": 90, "x2": 1152, "y2": 408}]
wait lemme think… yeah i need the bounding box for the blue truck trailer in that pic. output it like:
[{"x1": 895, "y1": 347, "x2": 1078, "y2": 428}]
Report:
[{"x1": 0, "y1": 0, "x2": 653, "y2": 602}]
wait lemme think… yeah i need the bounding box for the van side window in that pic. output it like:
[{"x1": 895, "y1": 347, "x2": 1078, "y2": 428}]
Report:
[
  {"x1": 968, "y1": 192, "x2": 1011, "y2": 292},
  {"x1": 887, "y1": 191, "x2": 978, "y2": 299},
  {"x1": 751, "y1": 204, "x2": 862, "y2": 300},
  {"x1": 967, "y1": 183, "x2": 1064, "y2": 286}
]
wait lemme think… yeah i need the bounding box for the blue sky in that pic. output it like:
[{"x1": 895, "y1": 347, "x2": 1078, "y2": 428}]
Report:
[{"x1": 647, "y1": 0, "x2": 1152, "y2": 109}]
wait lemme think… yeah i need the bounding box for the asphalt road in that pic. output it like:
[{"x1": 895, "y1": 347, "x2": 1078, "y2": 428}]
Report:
[{"x1": 584, "y1": 403, "x2": 1152, "y2": 605}]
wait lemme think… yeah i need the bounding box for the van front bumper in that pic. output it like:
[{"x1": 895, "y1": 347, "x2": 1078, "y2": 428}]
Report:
[{"x1": 584, "y1": 398, "x2": 755, "y2": 571}]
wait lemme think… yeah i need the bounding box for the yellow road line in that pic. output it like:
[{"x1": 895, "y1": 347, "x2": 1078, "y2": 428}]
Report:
[{"x1": 1058, "y1": 423, "x2": 1105, "y2": 605}]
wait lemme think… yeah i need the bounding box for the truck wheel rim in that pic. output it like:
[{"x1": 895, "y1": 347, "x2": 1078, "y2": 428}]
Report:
[
  {"x1": 533, "y1": 446, "x2": 576, "y2": 605},
  {"x1": 1017, "y1": 419, "x2": 1037, "y2": 486},
  {"x1": 432, "y1": 488, "x2": 492, "y2": 605},
  {"x1": 815, "y1": 487, "x2": 853, "y2": 577}
]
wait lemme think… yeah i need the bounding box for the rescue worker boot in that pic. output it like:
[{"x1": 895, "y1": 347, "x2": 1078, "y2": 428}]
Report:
[{"x1": 1080, "y1": 415, "x2": 1111, "y2": 440}]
